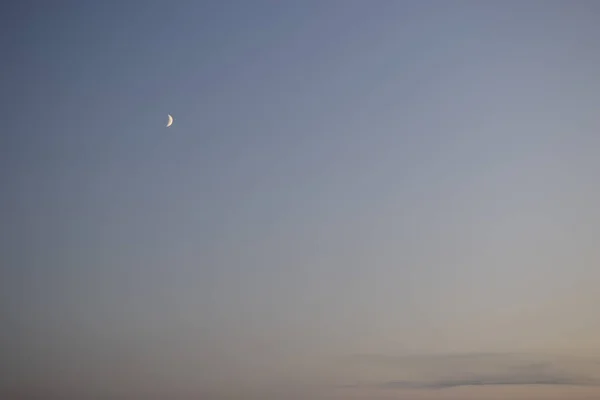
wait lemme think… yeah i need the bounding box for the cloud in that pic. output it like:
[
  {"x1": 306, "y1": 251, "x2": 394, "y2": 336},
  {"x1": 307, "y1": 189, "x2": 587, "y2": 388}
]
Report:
[
  {"x1": 342, "y1": 352, "x2": 600, "y2": 390},
  {"x1": 380, "y1": 374, "x2": 598, "y2": 390}
]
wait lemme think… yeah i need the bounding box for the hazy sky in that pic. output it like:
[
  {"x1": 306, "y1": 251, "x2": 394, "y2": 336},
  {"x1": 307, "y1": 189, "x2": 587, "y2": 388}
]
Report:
[{"x1": 2, "y1": 1, "x2": 600, "y2": 399}]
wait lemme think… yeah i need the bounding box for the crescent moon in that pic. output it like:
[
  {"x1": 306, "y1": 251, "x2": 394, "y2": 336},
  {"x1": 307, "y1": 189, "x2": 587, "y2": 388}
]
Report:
[{"x1": 166, "y1": 114, "x2": 174, "y2": 127}]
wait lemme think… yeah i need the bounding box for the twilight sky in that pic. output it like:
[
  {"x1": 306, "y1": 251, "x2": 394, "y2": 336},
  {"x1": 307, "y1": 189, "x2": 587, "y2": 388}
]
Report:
[{"x1": 2, "y1": 1, "x2": 600, "y2": 399}]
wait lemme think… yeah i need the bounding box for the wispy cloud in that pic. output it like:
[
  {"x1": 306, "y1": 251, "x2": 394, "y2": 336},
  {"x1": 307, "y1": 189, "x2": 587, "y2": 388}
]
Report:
[
  {"x1": 343, "y1": 352, "x2": 600, "y2": 390},
  {"x1": 380, "y1": 375, "x2": 598, "y2": 389}
]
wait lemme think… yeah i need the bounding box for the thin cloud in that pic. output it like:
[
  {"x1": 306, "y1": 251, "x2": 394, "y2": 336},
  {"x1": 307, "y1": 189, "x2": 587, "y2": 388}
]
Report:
[
  {"x1": 380, "y1": 375, "x2": 600, "y2": 390},
  {"x1": 342, "y1": 352, "x2": 600, "y2": 390}
]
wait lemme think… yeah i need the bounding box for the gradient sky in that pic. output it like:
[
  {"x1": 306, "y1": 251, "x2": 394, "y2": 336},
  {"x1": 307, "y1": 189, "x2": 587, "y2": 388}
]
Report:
[{"x1": 2, "y1": 1, "x2": 600, "y2": 399}]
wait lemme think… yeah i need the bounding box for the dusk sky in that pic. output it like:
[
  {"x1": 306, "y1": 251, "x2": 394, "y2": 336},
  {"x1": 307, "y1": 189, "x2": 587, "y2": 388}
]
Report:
[{"x1": 2, "y1": 1, "x2": 600, "y2": 399}]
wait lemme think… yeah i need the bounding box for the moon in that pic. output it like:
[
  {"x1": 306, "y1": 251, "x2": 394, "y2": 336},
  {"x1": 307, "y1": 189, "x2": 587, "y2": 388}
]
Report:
[{"x1": 166, "y1": 114, "x2": 174, "y2": 127}]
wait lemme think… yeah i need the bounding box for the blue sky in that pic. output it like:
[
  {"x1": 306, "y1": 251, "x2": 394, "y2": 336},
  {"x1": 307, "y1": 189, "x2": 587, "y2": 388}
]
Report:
[{"x1": 2, "y1": 1, "x2": 600, "y2": 399}]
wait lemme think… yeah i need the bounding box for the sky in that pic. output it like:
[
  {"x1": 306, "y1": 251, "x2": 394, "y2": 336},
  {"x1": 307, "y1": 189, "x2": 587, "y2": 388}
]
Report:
[{"x1": 2, "y1": 1, "x2": 600, "y2": 399}]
